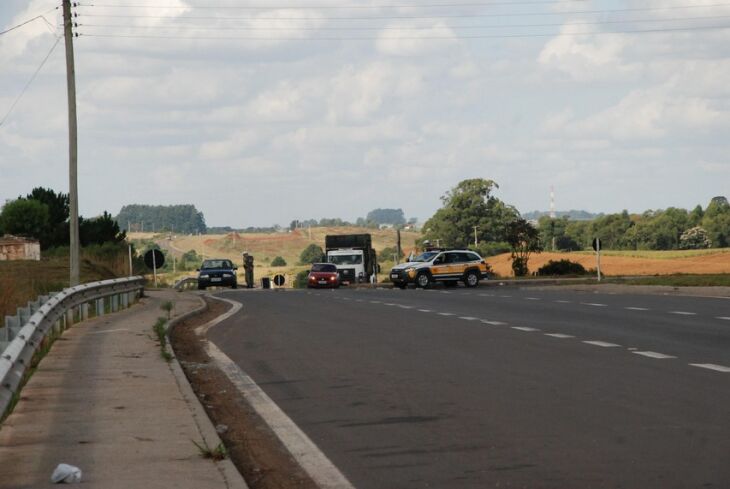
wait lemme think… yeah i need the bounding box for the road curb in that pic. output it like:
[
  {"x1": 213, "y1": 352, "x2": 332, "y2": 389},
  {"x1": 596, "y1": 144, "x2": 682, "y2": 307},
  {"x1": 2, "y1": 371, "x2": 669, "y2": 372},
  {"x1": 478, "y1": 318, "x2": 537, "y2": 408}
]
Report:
[{"x1": 164, "y1": 294, "x2": 251, "y2": 489}]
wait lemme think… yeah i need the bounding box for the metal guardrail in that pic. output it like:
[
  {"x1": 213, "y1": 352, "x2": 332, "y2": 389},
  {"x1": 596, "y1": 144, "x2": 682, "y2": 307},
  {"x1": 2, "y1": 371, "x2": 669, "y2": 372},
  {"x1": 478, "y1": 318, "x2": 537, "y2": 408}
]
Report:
[{"x1": 0, "y1": 276, "x2": 145, "y2": 419}]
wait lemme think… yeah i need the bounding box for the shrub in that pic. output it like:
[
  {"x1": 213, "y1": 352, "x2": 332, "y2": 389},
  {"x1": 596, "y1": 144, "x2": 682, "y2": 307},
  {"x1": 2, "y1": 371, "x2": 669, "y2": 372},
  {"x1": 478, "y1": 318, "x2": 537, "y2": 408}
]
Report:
[
  {"x1": 299, "y1": 244, "x2": 324, "y2": 264},
  {"x1": 294, "y1": 269, "x2": 310, "y2": 288},
  {"x1": 270, "y1": 256, "x2": 287, "y2": 267},
  {"x1": 378, "y1": 246, "x2": 403, "y2": 262},
  {"x1": 537, "y1": 259, "x2": 587, "y2": 276}
]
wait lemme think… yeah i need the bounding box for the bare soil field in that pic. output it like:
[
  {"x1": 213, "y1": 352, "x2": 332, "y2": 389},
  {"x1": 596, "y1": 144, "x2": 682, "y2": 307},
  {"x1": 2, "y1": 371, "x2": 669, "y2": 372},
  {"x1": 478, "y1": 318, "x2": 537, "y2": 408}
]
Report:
[{"x1": 487, "y1": 250, "x2": 730, "y2": 278}]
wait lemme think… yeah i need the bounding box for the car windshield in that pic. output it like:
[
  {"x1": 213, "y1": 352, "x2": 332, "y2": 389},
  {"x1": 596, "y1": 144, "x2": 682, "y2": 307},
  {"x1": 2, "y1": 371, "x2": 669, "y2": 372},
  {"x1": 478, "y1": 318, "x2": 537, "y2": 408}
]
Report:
[
  {"x1": 411, "y1": 251, "x2": 440, "y2": 263},
  {"x1": 201, "y1": 259, "x2": 232, "y2": 269},
  {"x1": 311, "y1": 263, "x2": 337, "y2": 272},
  {"x1": 328, "y1": 254, "x2": 362, "y2": 265}
]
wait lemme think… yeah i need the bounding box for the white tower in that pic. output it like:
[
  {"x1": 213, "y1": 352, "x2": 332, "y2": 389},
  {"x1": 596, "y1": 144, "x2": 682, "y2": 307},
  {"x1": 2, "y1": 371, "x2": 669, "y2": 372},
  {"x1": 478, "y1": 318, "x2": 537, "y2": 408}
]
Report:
[{"x1": 549, "y1": 185, "x2": 556, "y2": 219}]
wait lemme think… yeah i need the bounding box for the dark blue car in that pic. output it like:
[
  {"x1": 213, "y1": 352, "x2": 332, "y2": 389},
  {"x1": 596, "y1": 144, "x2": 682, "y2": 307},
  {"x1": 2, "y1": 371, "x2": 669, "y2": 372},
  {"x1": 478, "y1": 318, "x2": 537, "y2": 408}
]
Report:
[{"x1": 197, "y1": 259, "x2": 238, "y2": 290}]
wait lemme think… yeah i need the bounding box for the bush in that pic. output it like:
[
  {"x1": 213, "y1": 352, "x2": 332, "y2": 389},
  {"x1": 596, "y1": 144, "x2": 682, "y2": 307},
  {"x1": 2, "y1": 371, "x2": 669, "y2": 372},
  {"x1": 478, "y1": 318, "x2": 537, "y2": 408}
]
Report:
[
  {"x1": 378, "y1": 246, "x2": 403, "y2": 262},
  {"x1": 471, "y1": 241, "x2": 512, "y2": 257},
  {"x1": 271, "y1": 256, "x2": 287, "y2": 267},
  {"x1": 294, "y1": 269, "x2": 310, "y2": 288},
  {"x1": 537, "y1": 259, "x2": 587, "y2": 276},
  {"x1": 299, "y1": 244, "x2": 324, "y2": 264}
]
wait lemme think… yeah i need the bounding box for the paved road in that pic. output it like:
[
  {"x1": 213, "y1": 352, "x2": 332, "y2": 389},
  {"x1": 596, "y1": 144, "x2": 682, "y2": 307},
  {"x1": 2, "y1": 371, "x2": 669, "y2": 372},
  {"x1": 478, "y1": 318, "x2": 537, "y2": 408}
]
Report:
[{"x1": 208, "y1": 286, "x2": 730, "y2": 489}]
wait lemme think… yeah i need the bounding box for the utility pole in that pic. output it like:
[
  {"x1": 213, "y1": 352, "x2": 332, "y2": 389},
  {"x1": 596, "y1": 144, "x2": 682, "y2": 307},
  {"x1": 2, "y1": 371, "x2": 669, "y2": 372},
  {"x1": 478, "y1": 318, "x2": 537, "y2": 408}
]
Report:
[{"x1": 63, "y1": 0, "x2": 80, "y2": 286}]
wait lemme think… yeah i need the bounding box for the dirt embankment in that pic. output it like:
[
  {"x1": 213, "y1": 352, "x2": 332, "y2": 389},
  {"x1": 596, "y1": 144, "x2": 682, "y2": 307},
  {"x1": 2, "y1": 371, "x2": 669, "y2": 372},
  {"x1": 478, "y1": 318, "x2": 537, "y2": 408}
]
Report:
[
  {"x1": 170, "y1": 297, "x2": 317, "y2": 489},
  {"x1": 487, "y1": 251, "x2": 730, "y2": 278}
]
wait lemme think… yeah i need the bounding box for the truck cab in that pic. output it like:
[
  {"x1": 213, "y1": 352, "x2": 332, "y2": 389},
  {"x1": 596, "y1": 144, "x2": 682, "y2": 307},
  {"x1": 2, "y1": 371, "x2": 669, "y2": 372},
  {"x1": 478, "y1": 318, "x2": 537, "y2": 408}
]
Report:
[{"x1": 327, "y1": 248, "x2": 366, "y2": 284}]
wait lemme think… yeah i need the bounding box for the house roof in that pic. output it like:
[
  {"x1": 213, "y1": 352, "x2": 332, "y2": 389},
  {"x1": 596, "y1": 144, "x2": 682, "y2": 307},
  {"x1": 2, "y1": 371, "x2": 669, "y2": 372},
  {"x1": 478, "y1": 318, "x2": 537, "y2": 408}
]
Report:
[{"x1": 0, "y1": 234, "x2": 40, "y2": 246}]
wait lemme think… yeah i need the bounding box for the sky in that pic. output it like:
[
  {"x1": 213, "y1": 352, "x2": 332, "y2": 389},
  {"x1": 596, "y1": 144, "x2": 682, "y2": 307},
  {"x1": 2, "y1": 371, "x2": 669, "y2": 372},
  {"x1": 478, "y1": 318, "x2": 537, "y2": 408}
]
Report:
[{"x1": 1, "y1": 0, "x2": 729, "y2": 227}]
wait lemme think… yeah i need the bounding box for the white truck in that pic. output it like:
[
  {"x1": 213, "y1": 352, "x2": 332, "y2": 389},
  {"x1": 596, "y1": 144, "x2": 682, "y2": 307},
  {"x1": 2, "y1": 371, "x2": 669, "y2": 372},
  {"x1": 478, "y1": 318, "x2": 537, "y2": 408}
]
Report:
[{"x1": 325, "y1": 234, "x2": 377, "y2": 284}]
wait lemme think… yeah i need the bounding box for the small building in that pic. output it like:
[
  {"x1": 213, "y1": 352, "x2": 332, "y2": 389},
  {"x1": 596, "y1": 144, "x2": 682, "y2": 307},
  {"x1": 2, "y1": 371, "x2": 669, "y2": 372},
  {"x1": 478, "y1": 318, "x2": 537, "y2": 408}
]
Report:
[{"x1": 0, "y1": 235, "x2": 41, "y2": 261}]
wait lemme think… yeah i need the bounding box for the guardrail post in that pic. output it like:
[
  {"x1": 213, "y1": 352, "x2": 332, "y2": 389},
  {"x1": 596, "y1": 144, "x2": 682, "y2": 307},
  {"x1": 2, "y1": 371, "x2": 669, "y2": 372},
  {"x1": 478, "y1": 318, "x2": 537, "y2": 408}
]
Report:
[
  {"x1": 81, "y1": 303, "x2": 89, "y2": 320},
  {"x1": 96, "y1": 299, "x2": 104, "y2": 317},
  {"x1": 18, "y1": 306, "x2": 30, "y2": 326}
]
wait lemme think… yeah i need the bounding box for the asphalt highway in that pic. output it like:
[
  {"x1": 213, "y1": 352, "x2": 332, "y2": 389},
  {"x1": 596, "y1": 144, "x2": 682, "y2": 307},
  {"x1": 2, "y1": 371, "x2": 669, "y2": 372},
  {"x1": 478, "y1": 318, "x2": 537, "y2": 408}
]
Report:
[{"x1": 209, "y1": 285, "x2": 730, "y2": 489}]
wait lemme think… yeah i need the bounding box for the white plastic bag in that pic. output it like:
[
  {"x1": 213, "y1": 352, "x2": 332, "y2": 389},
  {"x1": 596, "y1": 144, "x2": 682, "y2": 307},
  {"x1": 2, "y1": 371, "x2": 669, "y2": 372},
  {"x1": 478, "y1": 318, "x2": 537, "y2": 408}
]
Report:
[{"x1": 51, "y1": 463, "x2": 82, "y2": 484}]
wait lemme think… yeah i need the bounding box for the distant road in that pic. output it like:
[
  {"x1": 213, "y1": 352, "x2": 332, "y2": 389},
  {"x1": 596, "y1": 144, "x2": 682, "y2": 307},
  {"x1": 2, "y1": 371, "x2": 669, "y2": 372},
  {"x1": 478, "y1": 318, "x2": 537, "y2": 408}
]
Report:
[{"x1": 209, "y1": 286, "x2": 730, "y2": 489}]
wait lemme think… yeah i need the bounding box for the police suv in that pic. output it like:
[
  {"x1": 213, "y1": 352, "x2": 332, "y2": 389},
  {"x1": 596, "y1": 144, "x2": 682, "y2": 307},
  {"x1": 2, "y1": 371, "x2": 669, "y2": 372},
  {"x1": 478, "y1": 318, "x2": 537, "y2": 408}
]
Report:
[{"x1": 389, "y1": 249, "x2": 489, "y2": 289}]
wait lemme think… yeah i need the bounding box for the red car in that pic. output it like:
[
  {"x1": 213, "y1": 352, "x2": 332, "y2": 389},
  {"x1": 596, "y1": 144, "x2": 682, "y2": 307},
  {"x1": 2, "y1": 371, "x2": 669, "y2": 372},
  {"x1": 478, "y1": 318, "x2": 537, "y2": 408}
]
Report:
[{"x1": 307, "y1": 263, "x2": 340, "y2": 289}]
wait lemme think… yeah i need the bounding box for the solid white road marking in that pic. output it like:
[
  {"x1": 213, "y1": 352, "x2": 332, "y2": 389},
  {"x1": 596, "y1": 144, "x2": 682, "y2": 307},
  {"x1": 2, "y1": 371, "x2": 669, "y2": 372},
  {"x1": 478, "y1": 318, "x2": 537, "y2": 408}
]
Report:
[
  {"x1": 458, "y1": 316, "x2": 478, "y2": 321},
  {"x1": 544, "y1": 333, "x2": 574, "y2": 338},
  {"x1": 418, "y1": 309, "x2": 432, "y2": 313},
  {"x1": 581, "y1": 303, "x2": 607, "y2": 307},
  {"x1": 583, "y1": 340, "x2": 622, "y2": 347},
  {"x1": 633, "y1": 351, "x2": 677, "y2": 359},
  {"x1": 717, "y1": 317, "x2": 730, "y2": 321},
  {"x1": 689, "y1": 363, "x2": 730, "y2": 373},
  {"x1": 438, "y1": 312, "x2": 455, "y2": 316},
  {"x1": 481, "y1": 320, "x2": 507, "y2": 326},
  {"x1": 625, "y1": 307, "x2": 649, "y2": 311},
  {"x1": 669, "y1": 311, "x2": 697, "y2": 316},
  {"x1": 512, "y1": 327, "x2": 540, "y2": 332}
]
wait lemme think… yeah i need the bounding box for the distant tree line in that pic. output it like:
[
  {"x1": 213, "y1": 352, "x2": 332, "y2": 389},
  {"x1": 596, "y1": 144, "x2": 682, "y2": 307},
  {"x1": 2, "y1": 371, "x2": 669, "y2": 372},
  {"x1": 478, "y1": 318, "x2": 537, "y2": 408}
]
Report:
[
  {"x1": 290, "y1": 208, "x2": 416, "y2": 231},
  {"x1": 0, "y1": 187, "x2": 125, "y2": 250},
  {"x1": 116, "y1": 204, "x2": 206, "y2": 234},
  {"x1": 538, "y1": 196, "x2": 730, "y2": 251}
]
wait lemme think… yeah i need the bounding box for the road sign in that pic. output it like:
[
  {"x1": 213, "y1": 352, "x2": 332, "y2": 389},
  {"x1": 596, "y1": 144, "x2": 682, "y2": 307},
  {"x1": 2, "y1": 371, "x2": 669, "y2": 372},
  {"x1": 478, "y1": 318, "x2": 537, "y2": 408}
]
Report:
[
  {"x1": 144, "y1": 249, "x2": 165, "y2": 270},
  {"x1": 273, "y1": 274, "x2": 286, "y2": 287},
  {"x1": 592, "y1": 238, "x2": 601, "y2": 252}
]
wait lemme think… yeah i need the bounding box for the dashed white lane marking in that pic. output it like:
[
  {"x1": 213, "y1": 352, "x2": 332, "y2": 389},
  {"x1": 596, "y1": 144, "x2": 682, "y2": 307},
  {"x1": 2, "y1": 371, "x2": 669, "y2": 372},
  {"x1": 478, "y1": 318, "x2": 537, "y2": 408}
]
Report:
[
  {"x1": 355, "y1": 299, "x2": 364, "y2": 302},
  {"x1": 669, "y1": 311, "x2": 697, "y2": 316},
  {"x1": 481, "y1": 320, "x2": 507, "y2": 326},
  {"x1": 625, "y1": 307, "x2": 649, "y2": 311},
  {"x1": 554, "y1": 300, "x2": 571, "y2": 304},
  {"x1": 418, "y1": 309, "x2": 432, "y2": 313},
  {"x1": 398, "y1": 305, "x2": 413, "y2": 309},
  {"x1": 458, "y1": 316, "x2": 478, "y2": 321},
  {"x1": 689, "y1": 363, "x2": 730, "y2": 373},
  {"x1": 581, "y1": 303, "x2": 608, "y2": 307},
  {"x1": 633, "y1": 351, "x2": 677, "y2": 359},
  {"x1": 369, "y1": 300, "x2": 381, "y2": 304},
  {"x1": 438, "y1": 312, "x2": 455, "y2": 316},
  {"x1": 545, "y1": 333, "x2": 574, "y2": 338},
  {"x1": 583, "y1": 340, "x2": 622, "y2": 348},
  {"x1": 525, "y1": 297, "x2": 541, "y2": 301},
  {"x1": 717, "y1": 317, "x2": 730, "y2": 321},
  {"x1": 480, "y1": 293, "x2": 495, "y2": 297},
  {"x1": 512, "y1": 326, "x2": 540, "y2": 332},
  {"x1": 441, "y1": 291, "x2": 452, "y2": 294},
  {"x1": 499, "y1": 295, "x2": 512, "y2": 298},
  {"x1": 384, "y1": 303, "x2": 398, "y2": 306}
]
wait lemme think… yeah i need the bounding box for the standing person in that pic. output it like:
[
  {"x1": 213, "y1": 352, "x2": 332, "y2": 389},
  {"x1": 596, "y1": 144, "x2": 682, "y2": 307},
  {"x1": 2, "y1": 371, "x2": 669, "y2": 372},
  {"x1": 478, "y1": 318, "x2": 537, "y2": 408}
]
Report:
[{"x1": 243, "y1": 252, "x2": 255, "y2": 288}]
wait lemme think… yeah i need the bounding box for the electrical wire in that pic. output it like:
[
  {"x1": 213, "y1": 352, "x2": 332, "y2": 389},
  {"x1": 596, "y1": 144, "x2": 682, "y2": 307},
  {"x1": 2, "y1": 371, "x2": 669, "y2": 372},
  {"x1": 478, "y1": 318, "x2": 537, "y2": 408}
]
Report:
[
  {"x1": 76, "y1": 3, "x2": 730, "y2": 21},
  {"x1": 79, "y1": 14, "x2": 730, "y2": 32},
  {"x1": 83, "y1": 0, "x2": 591, "y2": 10},
  {"x1": 79, "y1": 23, "x2": 730, "y2": 41},
  {"x1": 0, "y1": 36, "x2": 62, "y2": 128},
  {"x1": 0, "y1": 7, "x2": 58, "y2": 37}
]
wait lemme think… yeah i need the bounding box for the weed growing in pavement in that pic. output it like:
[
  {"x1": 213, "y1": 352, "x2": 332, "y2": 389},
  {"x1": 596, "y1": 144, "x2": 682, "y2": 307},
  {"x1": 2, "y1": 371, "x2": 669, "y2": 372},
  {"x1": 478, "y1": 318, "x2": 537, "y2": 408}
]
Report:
[
  {"x1": 161, "y1": 301, "x2": 174, "y2": 319},
  {"x1": 153, "y1": 317, "x2": 173, "y2": 362},
  {"x1": 192, "y1": 440, "x2": 228, "y2": 461}
]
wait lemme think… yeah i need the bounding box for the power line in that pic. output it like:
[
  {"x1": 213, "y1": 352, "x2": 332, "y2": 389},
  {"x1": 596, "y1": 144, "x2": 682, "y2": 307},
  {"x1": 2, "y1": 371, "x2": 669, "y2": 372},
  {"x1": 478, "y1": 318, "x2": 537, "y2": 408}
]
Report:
[
  {"x1": 76, "y1": 3, "x2": 730, "y2": 21},
  {"x1": 79, "y1": 14, "x2": 730, "y2": 32},
  {"x1": 0, "y1": 36, "x2": 62, "y2": 128},
  {"x1": 0, "y1": 8, "x2": 58, "y2": 37},
  {"x1": 83, "y1": 0, "x2": 590, "y2": 10},
  {"x1": 79, "y1": 23, "x2": 730, "y2": 41}
]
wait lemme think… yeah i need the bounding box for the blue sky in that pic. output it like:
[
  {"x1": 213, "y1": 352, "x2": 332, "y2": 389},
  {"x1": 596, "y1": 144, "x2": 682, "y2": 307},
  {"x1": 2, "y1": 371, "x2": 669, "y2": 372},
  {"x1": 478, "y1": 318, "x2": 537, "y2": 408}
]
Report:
[{"x1": 1, "y1": 0, "x2": 729, "y2": 226}]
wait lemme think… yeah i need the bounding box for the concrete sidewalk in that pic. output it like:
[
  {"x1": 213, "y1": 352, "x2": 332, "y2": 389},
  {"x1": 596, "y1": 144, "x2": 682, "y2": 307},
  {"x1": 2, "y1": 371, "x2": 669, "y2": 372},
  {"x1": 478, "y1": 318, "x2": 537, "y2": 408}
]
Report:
[{"x1": 0, "y1": 290, "x2": 247, "y2": 489}]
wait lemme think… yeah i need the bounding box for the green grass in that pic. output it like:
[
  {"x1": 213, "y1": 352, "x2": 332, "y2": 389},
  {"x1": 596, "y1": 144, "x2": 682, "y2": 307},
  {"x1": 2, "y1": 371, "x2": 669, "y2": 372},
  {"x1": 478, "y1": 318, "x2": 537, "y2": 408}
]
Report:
[
  {"x1": 153, "y1": 317, "x2": 173, "y2": 362},
  {"x1": 192, "y1": 440, "x2": 228, "y2": 461},
  {"x1": 573, "y1": 249, "x2": 730, "y2": 259},
  {"x1": 610, "y1": 274, "x2": 730, "y2": 287}
]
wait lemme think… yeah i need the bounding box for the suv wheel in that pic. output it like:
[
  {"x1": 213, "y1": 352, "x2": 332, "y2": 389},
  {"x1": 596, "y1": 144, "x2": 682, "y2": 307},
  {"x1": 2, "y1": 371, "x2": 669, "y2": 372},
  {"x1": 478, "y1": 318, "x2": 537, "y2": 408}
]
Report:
[
  {"x1": 416, "y1": 272, "x2": 432, "y2": 288},
  {"x1": 464, "y1": 270, "x2": 479, "y2": 288}
]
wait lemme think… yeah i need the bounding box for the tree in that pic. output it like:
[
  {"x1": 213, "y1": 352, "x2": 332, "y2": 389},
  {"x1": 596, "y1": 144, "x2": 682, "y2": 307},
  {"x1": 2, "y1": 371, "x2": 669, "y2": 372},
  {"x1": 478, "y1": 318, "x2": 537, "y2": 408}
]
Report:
[
  {"x1": 271, "y1": 256, "x2": 287, "y2": 267},
  {"x1": 116, "y1": 204, "x2": 206, "y2": 234},
  {"x1": 366, "y1": 208, "x2": 406, "y2": 226},
  {"x1": 679, "y1": 227, "x2": 711, "y2": 249},
  {"x1": 378, "y1": 246, "x2": 403, "y2": 262},
  {"x1": 299, "y1": 244, "x2": 324, "y2": 264},
  {"x1": 702, "y1": 196, "x2": 730, "y2": 247},
  {"x1": 423, "y1": 179, "x2": 519, "y2": 248},
  {"x1": 80, "y1": 211, "x2": 126, "y2": 246},
  {"x1": 506, "y1": 218, "x2": 542, "y2": 276},
  {"x1": 0, "y1": 199, "x2": 49, "y2": 240},
  {"x1": 26, "y1": 187, "x2": 69, "y2": 248}
]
